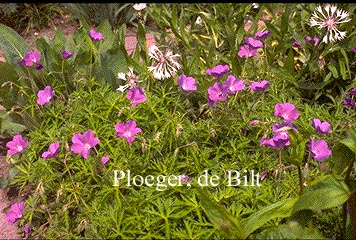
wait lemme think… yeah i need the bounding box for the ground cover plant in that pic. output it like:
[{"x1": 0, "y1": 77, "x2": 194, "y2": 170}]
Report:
[{"x1": 1, "y1": 3, "x2": 356, "y2": 239}]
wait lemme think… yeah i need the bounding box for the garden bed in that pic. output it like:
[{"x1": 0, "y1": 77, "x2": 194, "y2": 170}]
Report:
[{"x1": 0, "y1": 3, "x2": 356, "y2": 239}]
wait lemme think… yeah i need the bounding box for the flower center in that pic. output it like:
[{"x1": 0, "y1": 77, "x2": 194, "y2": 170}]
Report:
[
  {"x1": 124, "y1": 132, "x2": 132, "y2": 138},
  {"x1": 159, "y1": 56, "x2": 167, "y2": 64},
  {"x1": 325, "y1": 17, "x2": 336, "y2": 29},
  {"x1": 282, "y1": 113, "x2": 289, "y2": 120},
  {"x1": 16, "y1": 145, "x2": 23, "y2": 152},
  {"x1": 84, "y1": 143, "x2": 91, "y2": 150}
]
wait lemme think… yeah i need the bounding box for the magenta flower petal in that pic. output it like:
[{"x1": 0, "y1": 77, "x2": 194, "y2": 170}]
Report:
[
  {"x1": 305, "y1": 36, "x2": 312, "y2": 42},
  {"x1": 249, "y1": 80, "x2": 270, "y2": 92},
  {"x1": 177, "y1": 74, "x2": 197, "y2": 91},
  {"x1": 308, "y1": 137, "x2": 332, "y2": 162},
  {"x1": 344, "y1": 97, "x2": 356, "y2": 108},
  {"x1": 23, "y1": 225, "x2": 31, "y2": 234},
  {"x1": 60, "y1": 50, "x2": 73, "y2": 59},
  {"x1": 126, "y1": 86, "x2": 146, "y2": 107},
  {"x1": 238, "y1": 44, "x2": 257, "y2": 58},
  {"x1": 101, "y1": 156, "x2": 110, "y2": 164},
  {"x1": 255, "y1": 30, "x2": 270, "y2": 39},
  {"x1": 42, "y1": 141, "x2": 60, "y2": 159},
  {"x1": 292, "y1": 41, "x2": 302, "y2": 48},
  {"x1": 223, "y1": 75, "x2": 245, "y2": 94},
  {"x1": 313, "y1": 36, "x2": 320, "y2": 46},
  {"x1": 245, "y1": 37, "x2": 263, "y2": 48},
  {"x1": 18, "y1": 50, "x2": 41, "y2": 67},
  {"x1": 207, "y1": 82, "x2": 227, "y2": 102},
  {"x1": 346, "y1": 88, "x2": 356, "y2": 95},
  {"x1": 260, "y1": 126, "x2": 291, "y2": 149},
  {"x1": 89, "y1": 29, "x2": 104, "y2": 42},
  {"x1": 311, "y1": 118, "x2": 332, "y2": 135},
  {"x1": 206, "y1": 64, "x2": 230, "y2": 78},
  {"x1": 6, "y1": 201, "x2": 25, "y2": 225},
  {"x1": 37, "y1": 86, "x2": 55, "y2": 105},
  {"x1": 70, "y1": 130, "x2": 100, "y2": 159},
  {"x1": 274, "y1": 103, "x2": 299, "y2": 123},
  {"x1": 6, "y1": 134, "x2": 29, "y2": 156},
  {"x1": 115, "y1": 120, "x2": 142, "y2": 145}
]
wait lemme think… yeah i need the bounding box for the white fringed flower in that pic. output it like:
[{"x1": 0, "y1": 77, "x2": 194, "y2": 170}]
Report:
[
  {"x1": 116, "y1": 67, "x2": 140, "y2": 92},
  {"x1": 310, "y1": 4, "x2": 351, "y2": 44},
  {"x1": 147, "y1": 45, "x2": 181, "y2": 80},
  {"x1": 133, "y1": 3, "x2": 147, "y2": 11}
]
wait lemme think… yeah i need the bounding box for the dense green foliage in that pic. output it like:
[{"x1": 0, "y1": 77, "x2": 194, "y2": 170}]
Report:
[{"x1": 1, "y1": 3, "x2": 356, "y2": 239}]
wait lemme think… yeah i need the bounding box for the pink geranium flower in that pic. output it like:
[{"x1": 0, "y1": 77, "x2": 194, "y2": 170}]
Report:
[
  {"x1": 274, "y1": 103, "x2": 300, "y2": 123},
  {"x1": 206, "y1": 64, "x2": 230, "y2": 78},
  {"x1": 207, "y1": 82, "x2": 227, "y2": 102},
  {"x1": 308, "y1": 137, "x2": 332, "y2": 162},
  {"x1": 255, "y1": 30, "x2": 270, "y2": 39},
  {"x1": 223, "y1": 75, "x2": 245, "y2": 94},
  {"x1": 37, "y1": 86, "x2": 55, "y2": 105},
  {"x1": 42, "y1": 141, "x2": 60, "y2": 159},
  {"x1": 177, "y1": 74, "x2": 197, "y2": 92},
  {"x1": 60, "y1": 50, "x2": 73, "y2": 59},
  {"x1": 245, "y1": 37, "x2": 263, "y2": 48},
  {"x1": 237, "y1": 44, "x2": 257, "y2": 58},
  {"x1": 89, "y1": 29, "x2": 104, "y2": 42},
  {"x1": 70, "y1": 130, "x2": 100, "y2": 159},
  {"x1": 6, "y1": 134, "x2": 29, "y2": 156},
  {"x1": 249, "y1": 80, "x2": 270, "y2": 92},
  {"x1": 6, "y1": 201, "x2": 25, "y2": 225},
  {"x1": 126, "y1": 86, "x2": 146, "y2": 107},
  {"x1": 311, "y1": 118, "x2": 332, "y2": 135},
  {"x1": 18, "y1": 50, "x2": 41, "y2": 67},
  {"x1": 114, "y1": 120, "x2": 142, "y2": 145}
]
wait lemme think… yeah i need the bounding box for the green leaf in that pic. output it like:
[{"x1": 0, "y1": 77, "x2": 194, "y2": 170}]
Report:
[
  {"x1": 284, "y1": 49, "x2": 295, "y2": 74},
  {"x1": 254, "y1": 221, "x2": 324, "y2": 239},
  {"x1": 292, "y1": 175, "x2": 349, "y2": 214},
  {"x1": 194, "y1": 187, "x2": 244, "y2": 239},
  {"x1": 97, "y1": 19, "x2": 116, "y2": 53},
  {"x1": 241, "y1": 197, "x2": 298, "y2": 237},
  {"x1": 0, "y1": 23, "x2": 30, "y2": 65},
  {"x1": 330, "y1": 142, "x2": 356, "y2": 175},
  {"x1": 340, "y1": 48, "x2": 350, "y2": 77},
  {"x1": 339, "y1": 58, "x2": 347, "y2": 80},
  {"x1": 327, "y1": 63, "x2": 338, "y2": 79},
  {"x1": 340, "y1": 130, "x2": 356, "y2": 154}
]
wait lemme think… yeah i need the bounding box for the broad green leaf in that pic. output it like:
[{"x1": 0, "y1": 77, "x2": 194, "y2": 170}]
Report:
[
  {"x1": 254, "y1": 221, "x2": 324, "y2": 239},
  {"x1": 0, "y1": 61, "x2": 18, "y2": 83},
  {"x1": 97, "y1": 19, "x2": 116, "y2": 53},
  {"x1": 0, "y1": 111, "x2": 27, "y2": 135},
  {"x1": 241, "y1": 197, "x2": 298, "y2": 237},
  {"x1": 292, "y1": 175, "x2": 349, "y2": 214},
  {"x1": 195, "y1": 187, "x2": 244, "y2": 239},
  {"x1": 340, "y1": 130, "x2": 356, "y2": 154},
  {"x1": 0, "y1": 23, "x2": 30, "y2": 65},
  {"x1": 331, "y1": 142, "x2": 356, "y2": 175}
]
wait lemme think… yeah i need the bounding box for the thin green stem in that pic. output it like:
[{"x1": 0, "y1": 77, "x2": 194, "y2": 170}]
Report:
[
  {"x1": 343, "y1": 158, "x2": 355, "y2": 239},
  {"x1": 297, "y1": 165, "x2": 304, "y2": 195}
]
